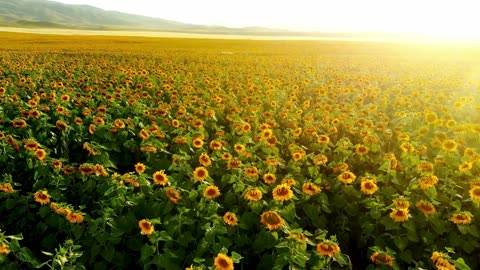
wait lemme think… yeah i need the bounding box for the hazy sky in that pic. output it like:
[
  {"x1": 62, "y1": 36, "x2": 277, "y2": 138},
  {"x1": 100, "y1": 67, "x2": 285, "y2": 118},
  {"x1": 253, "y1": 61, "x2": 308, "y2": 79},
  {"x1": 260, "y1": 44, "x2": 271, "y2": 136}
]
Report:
[{"x1": 54, "y1": 0, "x2": 479, "y2": 37}]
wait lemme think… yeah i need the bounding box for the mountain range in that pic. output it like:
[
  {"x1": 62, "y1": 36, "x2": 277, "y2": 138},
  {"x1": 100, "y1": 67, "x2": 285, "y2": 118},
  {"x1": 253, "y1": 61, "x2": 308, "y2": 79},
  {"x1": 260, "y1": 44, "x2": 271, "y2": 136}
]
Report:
[{"x1": 0, "y1": 0, "x2": 289, "y2": 34}]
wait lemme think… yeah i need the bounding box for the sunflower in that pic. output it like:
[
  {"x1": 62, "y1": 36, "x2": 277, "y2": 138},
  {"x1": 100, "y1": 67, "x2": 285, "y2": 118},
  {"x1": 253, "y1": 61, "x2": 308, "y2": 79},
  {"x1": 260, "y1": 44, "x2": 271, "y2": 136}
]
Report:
[
  {"x1": 60, "y1": 94, "x2": 70, "y2": 102},
  {"x1": 63, "y1": 166, "x2": 76, "y2": 175},
  {"x1": 51, "y1": 159, "x2": 62, "y2": 169},
  {"x1": 244, "y1": 189, "x2": 263, "y2": 201},
  {"x1": 138, "y1": 129, "x2": 149, "y2": 140},
  {"x1": 0, "y1": 243, "x2": 10, "y2": 255},
  {"x1": 434, "y1": 257, "x2": 456, "y2": 270},
  {"x1": 0, "y1": 183, "x2": 14, "y2": 193},
  {"x1": 317, "y1": 135, "x2": 330, "y2": 144},
  {"x1": 138, "y1": 219, "x2": 154, "y2": 235},
  {"x1": 244, "y1": 166, "x2": 259, "y2": 178},
  {"x1": 338, "y1": 171, "x2": 356, "y2": 184},
  {"x1": 281, "y1": 178, "x2": 296, "y2": 186},
  {"x1": 265, "y1": 157, "x2": 279, "y2": 166},
  {"x1": 312, "y1": 155, "x2": 328, "y2": 166},
  {"x1": 223, "y1": 212, "x2": 238, "y2": 226},
  {"x1": 416, "y1": 200, "x2": 436, "y2": 215},
  {"x1": 198, "y1": 153, "x2": 212, "y2": 167},
  {"x1": 24, "y1": 140, "x2": 39, "y2": 151},
  {"x1": 431, "y1": 251, "x2": 443, "y2": 263},
  {"x1": 94, "y1": 164, "x2": 108, "y2": 177},
  {"x1": 213, "y1": 253, "x2": 234, "y2": 270},
  {"x1": 74, "y1": 117, "x2": 83, "y2": 126},
  {"x1": 288, "y1": 233, "x2": 307, "y2": 243},
  {"x1": 209, "y1": 140, "x2": 222, "y2": 150},
  {"x1": 88, "y1": 124, "x2": 95, "y2": 135},
  {"x1": 260, "y1": 211, "x2": 283, "y2": 231},
  {"x1": 34, "y1": 190, "x2": 50, "y2": 205},
  {"x1": 263, "y1": 173, "x2": 276, "y2": 184},
  {"x1": 389, "y1": 208, "x2": 409, "y2": 222},
  {"x1": 12, "y1": 119, "x2": 27, "y2": 128},
  {"x1": 441, "y1": 140, "x2": 457, "y2": 152},
  {"x1": 193, "y1": 166, "x2": 209, "y2": 181},
  {"x1": 221, "y1": 152, "x2": 232, "y2": 161},
  {"x1": 272, "y1": 184, "x2": 293, "y2": 201},
  {"x1": 370, "y1": 252, "x2": 394, "y2": 266},
  {"x1": 66, "y1": 212, "x2": 84, "y2": 224},
  {"x1": 261, "y1": 128, "x2": 273, "y2": 140},
  {"x1": 316, "y1": 242, "x2": 341, "y2": 256},
  {"x1": 192, "y1": 137, "x2": 204, "y2": 148},
  {"x1": 55, "y1": 120, "x2": 68, "y2": 131},
  {"x1": 227, "y1": 159, "x2": 242, "y2": 169},
  {"x1": 291, "y1": 151, "x2": 304, "y2": 161},
  {"x1": 459, "y1": 162, "x2": 473, "y2": 172},
  {"x1": 135, "y1": 163, "x2": 146, "y2": 174},
  {"x1": 451, "y1": 212, "x2": 472, "y2": 224},
  {"x1": 355, "y1": 145, "x2": 369, "y2": 156},
  {"x1": 35, "y1": 149, "x2": 47, "y2": 161},
  {"x1": 393, "y1": 199, "x2": 410, "y2": 210},
  {"x1": 419, "y1": 175, "x2": 439, "y2": 190},
  {"x1": 400, "y1": 142, "x2": 415, "y2": 153},
  {"x1": 234, "y1": 143, "x2": 245, "y2": 153},
  {"x1": 140, "y1": 146, "x2": 157, "y2": 153},
  {"x1": 204, "y1": 185, "x2": 221, "y2": 199},
  {"x1": 417, "y1": 161, "x2": 434, "y2": 172},
  {"x1": 78, "y1": 164, "x2": 94, "y2": 175},
  {"x1": 469, "y1": 186, "x2": 480, "y2": 201},
  {"x1": 360, "y1": 178, "x2": 378, "y2": 195},
  {"x1": 424, "y1": 112, "x2": 438, "y2": 124},
  {"x1": 165, "y1": 187, "x2": 181, "y2": 204},
  {"x1": 302, "y1": 182, "x2": 321, "y2": 196},
  {"x1": 153, "y1": 170, "x2": 168, "y2": 186},
  {"x1": 113, "y1": 119, "x2": 125, "y2": 129}
]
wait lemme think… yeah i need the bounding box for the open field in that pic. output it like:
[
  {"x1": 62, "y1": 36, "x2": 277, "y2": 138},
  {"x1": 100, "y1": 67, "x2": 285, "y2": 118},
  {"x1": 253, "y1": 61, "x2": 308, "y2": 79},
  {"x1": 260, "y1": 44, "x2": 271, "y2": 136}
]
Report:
[
  {"x1": 1, "y1": 26, "x2": 480, "y2": 44},
  {"x1": 1, "y1": 32, "x2": 480, "y2": 269}
]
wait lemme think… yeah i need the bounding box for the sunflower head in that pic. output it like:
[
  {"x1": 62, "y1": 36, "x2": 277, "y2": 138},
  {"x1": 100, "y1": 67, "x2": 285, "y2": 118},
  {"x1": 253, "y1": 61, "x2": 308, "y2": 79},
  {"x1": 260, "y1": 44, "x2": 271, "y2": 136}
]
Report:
[
  {"x1": 165, "y1": 187, "x2": 181, "y2": 204},
  {"x1": 260, "y1": 211, "x2": 283, "y2": 231},
  {"x1": 272, "y1": 184, "x2": 293, "y2": 201},
  {"x1": 316, "y1": 242, "x2": 341, "y2": 256},
  {"x1": 138, "y1": 219, "x2": 154, "y2": 235},
  {"x1": 135, "y1": 163, "x2": 146, "y2": 174},
  {"x1": 370, "y1": 251, "x2": 394, "y2": 266},
  {"x1": 360, "y1": 178, "x2": 378, "y2": 195},
  {"x1": 389, "y1": 208, "x2": 409, "y2": 222},
  {"x1": 223, "y1": 212, "x2": 238, "y2": 226},
  {"x1": 213, "y1": 253, "x2": 234, "y2": 270},
  {"x1": 338, "y1": 171, "x2": 356, "y2": 184},
  {"x1": 193, "y1": 167, "x2": 209, "y2": 181},
  {"x1": 244, "y1": 189, "x2": 262, "y2": 201},
  {"x1": 302, "y1": 182, "x2": 322, "y2": 196},
  {"x1": 204, "y1": 186, "x2": 221, "y2": 199},
  {"x1": 34, "y1": 190, "x2": 50, "y2": 205},
  {"x1": 152, "y1": 170, "x2": 168, "y2": 186}
]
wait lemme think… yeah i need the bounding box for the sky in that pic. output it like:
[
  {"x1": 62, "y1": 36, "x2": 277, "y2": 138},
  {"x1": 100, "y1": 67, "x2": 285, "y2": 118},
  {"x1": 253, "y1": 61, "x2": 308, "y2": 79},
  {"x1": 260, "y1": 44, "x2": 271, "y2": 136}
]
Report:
[{"x1": 53, "y1": 0, "x2": 480, "y2": 38}]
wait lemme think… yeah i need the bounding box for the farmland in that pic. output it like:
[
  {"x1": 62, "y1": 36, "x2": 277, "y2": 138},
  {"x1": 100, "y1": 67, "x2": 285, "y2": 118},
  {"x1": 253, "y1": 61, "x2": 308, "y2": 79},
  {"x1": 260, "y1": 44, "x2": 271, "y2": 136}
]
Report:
[{"x1": 1, "y1": 32, "x2": 480, "y2": 269}]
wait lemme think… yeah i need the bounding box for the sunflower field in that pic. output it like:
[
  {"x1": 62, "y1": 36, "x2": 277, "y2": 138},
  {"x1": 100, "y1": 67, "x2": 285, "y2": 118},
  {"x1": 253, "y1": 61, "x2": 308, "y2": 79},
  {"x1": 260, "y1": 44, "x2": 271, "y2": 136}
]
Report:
[{"x1": 1, "y1": 32, "x2": 480, "y2": 270}]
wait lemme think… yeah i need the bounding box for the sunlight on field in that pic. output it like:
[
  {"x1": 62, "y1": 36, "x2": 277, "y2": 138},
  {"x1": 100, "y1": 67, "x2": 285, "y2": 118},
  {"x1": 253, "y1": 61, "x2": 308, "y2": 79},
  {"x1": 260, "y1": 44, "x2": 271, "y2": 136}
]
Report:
[
  {"x1": 1, "y1": 26, "x2": 480, "y2": 44},
  {"x1": 0, "y1": 32, "x2": 480, "y2": 270}
]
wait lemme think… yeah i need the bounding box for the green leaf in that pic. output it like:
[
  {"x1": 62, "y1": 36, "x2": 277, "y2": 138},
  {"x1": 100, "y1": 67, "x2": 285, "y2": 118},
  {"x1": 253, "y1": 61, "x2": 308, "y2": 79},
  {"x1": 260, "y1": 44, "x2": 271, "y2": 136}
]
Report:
[
  {"x1": 292, "y1": 252, "x2": 309, "y2": 267},
  {"x1": 231, "y1": 251, "x2": 243, "y2": 263},
  {"x1": 393, "y1": 236, "x2": 408, "y2": 251},
  {"x1": 253, "y1": 230, "x2": 278, "y2": 253},
  {"x1": 140, "y1": 244, "x2": 156, "y2": 263},
  {"x1": 450, "y1": 200, "x2": 462, "y2": 211},
  {"x1": 454, "y1": 258, "x2": 472, "y2": 270},
  {"x1": 279, "y1": 203, "x2": 296, "y2": 222}
]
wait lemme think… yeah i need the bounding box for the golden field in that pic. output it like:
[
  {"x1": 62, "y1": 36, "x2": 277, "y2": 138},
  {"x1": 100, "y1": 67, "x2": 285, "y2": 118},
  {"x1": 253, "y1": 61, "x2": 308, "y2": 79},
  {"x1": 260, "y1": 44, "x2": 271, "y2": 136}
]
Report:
[{"x1": 0, "y1": 32, "x2": 480, "y2": 269}]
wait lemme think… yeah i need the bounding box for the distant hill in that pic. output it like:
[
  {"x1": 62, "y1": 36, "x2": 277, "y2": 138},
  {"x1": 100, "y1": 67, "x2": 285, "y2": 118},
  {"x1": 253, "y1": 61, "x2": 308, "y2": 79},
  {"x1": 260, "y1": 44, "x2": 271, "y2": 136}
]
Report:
[{"x1": 0, "y1": 0, "x2": 288, "y2": 34}]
